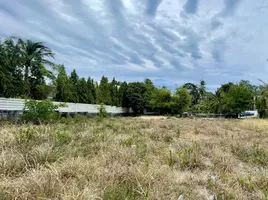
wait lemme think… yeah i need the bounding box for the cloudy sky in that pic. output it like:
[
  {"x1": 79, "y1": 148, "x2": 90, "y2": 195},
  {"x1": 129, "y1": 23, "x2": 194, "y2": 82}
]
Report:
[{"x1": 0, "y1": 0, "x2": 268, "y2": 90}]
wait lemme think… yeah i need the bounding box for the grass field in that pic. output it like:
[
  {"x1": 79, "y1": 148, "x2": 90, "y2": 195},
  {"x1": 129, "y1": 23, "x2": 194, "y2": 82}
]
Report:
[{"x1": 1, "y1": 117, "x2": 268, "y2": 200}]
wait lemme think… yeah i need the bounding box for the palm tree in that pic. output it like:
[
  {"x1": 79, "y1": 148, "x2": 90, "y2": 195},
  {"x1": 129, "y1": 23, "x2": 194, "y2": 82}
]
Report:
[
  {"x1": 18, "y1": 39, "x2": 55, "y2": 95},
  {"x1": 183, "y1": 83, "x2": 199, "y2": 104},
  {"x1": 199, "y1": 79, "x2": 206, "y2": 99},
  {"x1": 183, "y1": 79, "x2": 207, "y2": 105},
  {"x1": 18, "y1": 39, "x2": 54, "y2": 80}
]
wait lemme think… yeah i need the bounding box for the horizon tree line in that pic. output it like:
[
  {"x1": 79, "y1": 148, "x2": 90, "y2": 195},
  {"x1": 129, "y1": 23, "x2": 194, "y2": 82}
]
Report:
[{"x1": 1, "y1": 37, "x2": 268, "y2": 116}]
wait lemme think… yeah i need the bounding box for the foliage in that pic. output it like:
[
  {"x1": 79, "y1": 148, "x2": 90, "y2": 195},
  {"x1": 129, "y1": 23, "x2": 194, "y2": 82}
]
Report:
[
  {"x1": 54, "y1": 65, "x2": 73, "y2": 102},
  {"x1": 98, "y1": 103, "x2": 108, "y2": 118},
  {"x1": 126, "y1": 82, "x2": 147, "y2": 114},
  {"x1": 0, "y1": 37, "x2": 54, "y2": 99},
  {"x1": 1, "y1": 36, "x2": 268, "y2": 116},
  {"x1": 69, "y1": 69, "x2": 79, "y2": 103},
  {"x1": 22, "y1": 99, "x2": 60, "y2": 124},
  {"x1": 77, "y1": 78, "x2": 88, "y2": 103},
  {"x1": 221, "y1": 84, "x2": 253, "y2": 115},
  {"x1": 257, "y1": 97, "x2": 267, "y2": 118},
  {"x1": 257, "y1": 83, "x2": 268, "y2": 118},
  {"x1": 97, "y1": 76, "x2": 112, "y2": 105},
  {"x1": 19, "y1": 38, "x2": 55, "y2": 98},
  {"x1": 173, "y1": 87, "x2": 192, "y2": 114},
  {"x1": 177, "y1": 142, "x2": 203, "y2": 170},
  {"x1": 182, "y1": 79, "x2": 206, "y2": 106},
  {"x1": 86, "y1": 77, "x2": 97, "y2": 104},
  {"x1": 144, "y1": 78, "x2": 156, "y2": 103},
  {"x1": 0, "y1": 38, "x2": 24, "y2": 98},
  {"x1": 193, "y1": 92, "x2": 218, "y2": 113},
  {"x1": 183, "y1": 82, "x2": 199, "y2": 105},
  {"x1": 109, "y1": 78, "x2": 119, "y2": 106},
  {"x1": 150, "y1": 87, "x2": 172, "y2": 114},
  {"x1": 118, "y1": 81, "x2": 129, "y2": 107}
]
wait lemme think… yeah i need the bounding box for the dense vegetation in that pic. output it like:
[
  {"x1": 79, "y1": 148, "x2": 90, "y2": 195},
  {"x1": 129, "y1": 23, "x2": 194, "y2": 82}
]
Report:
[{"x1": 1, "y1": 37, "x2": 267, "y2": 116}]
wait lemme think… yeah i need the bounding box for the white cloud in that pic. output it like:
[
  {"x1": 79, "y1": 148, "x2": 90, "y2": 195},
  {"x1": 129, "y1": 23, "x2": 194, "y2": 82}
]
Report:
[{"x1": 0, "y1": 0, "x2": 268, "y2": 89}]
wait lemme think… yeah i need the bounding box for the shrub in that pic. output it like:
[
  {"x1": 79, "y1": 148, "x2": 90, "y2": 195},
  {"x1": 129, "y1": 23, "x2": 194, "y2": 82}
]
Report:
[
  {"x1": 177, "y1": 142, "x2": 203, "y2": 170},
  {"x1": 97, "y1": 103, "x2": 108, "y2": 120},
  {"x1": 22, "y1": 100, "x2": 61, "y2": 124}
]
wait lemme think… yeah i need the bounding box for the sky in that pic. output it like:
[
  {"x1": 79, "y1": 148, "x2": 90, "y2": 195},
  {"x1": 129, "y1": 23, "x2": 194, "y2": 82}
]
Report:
[{"x1": 0, "y1": 0, "x2": 268, "y2": 91}]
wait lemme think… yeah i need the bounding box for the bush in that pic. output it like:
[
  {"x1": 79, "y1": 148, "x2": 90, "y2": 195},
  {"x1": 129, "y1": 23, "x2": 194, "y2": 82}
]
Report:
[
  {"x1": 22, "y1": 100, "x2": 61, "y2": 124},
  {"x1": 177, "y1": 142, "x2": 203, "y2": 170},
  {"x1": 98, "y1": 103, "x2": 108, "y2": 119}
]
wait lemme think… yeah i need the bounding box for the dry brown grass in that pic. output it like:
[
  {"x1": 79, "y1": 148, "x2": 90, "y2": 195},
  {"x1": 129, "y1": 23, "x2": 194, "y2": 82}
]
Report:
[{"x1": 1, "y1": 117, "x2": 268, "y2": 199}]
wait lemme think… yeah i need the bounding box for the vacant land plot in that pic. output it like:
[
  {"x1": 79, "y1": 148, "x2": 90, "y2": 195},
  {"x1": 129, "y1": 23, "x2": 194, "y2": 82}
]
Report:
[{"x1": 1, "y1": 117, "x2": 268, "y2": 200}]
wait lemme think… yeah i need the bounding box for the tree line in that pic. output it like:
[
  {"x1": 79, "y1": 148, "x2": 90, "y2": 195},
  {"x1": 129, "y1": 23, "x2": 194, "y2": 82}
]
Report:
[{"x1": 1, "y1": 37, "x2": 268, "y2": 116}]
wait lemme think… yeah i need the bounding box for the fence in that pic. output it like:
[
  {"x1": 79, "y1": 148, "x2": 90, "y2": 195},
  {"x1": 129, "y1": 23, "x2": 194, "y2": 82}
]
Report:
[{"x1": 0, "y1": 98, "x2": 132, "y2": 119}]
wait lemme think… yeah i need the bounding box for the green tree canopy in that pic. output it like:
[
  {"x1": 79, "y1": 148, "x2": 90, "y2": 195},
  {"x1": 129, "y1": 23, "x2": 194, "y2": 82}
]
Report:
[
  {"x1": 221, "y1": 84, "x2": 253, "y2": 115},
  {"x1": 97, "y1": 76, "x2": 111, "y2": 105},
  {"x1": 86, "y1": 77, "x2": 96, "y2": 104},
  {"x1": 0, "y1": 38, "x2": 24, "y2": 97},
  {"x1": 77, "y1": 78, "x2": 88, "y2": 103},
  {"x1": 54, "y1": 65, "x2": 73, "y2": 102},
  {"x1": 118, "y1": 81, "x2": 129, "y2": 107},
  {"x1": 126, "y1": 82, "x2": 147, "y2": 114},
  {"x1": 150, "y1": 88, "x2": 172, "y2": 114},
  {"x1": 110, "y1": 78, "x2": 120, "y2": 106},
  {"x1": 18, "y1": 39, "x2": 54, "y2": 97},
  {"x1": 173, "y1": 87, "x2": 192, "y2": 114}
]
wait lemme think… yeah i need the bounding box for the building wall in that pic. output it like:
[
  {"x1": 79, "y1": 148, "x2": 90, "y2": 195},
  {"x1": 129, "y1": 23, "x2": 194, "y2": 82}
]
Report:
[{"x1": 0, "y1": 98, "x2": 132, "y2": 118}]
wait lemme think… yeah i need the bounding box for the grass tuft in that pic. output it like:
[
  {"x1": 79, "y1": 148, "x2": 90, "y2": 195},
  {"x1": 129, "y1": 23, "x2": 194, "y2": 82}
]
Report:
[{"x1": 1, "y1": 117, "x2": 268, "y2": 199}]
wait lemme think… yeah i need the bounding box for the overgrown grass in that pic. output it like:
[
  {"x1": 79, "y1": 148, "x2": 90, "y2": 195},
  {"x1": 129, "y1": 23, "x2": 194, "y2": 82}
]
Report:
[{"x1": 1, "y1": 117, "x2": 268, "y2": 199}]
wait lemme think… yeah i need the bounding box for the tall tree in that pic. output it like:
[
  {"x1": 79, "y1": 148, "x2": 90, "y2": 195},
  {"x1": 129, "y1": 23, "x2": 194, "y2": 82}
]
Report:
[
  {"x1": 173, "y1": 87, "x2": 192, "y2": 114},
  {"x1": 150, "y1": 88, "x2": 172, "y2": 114},
  {"x1": 54, "y1": 65, "x2": 73, "y2": 102},
  {"x1": 193, "y1": 92, "x2": 218, "y2": 113},
  {"x1": 144, "y1": 78, "x2": 156, "y2": 107},
  {"x1": 29, "y1": 64, "x2": 50, "y2": 99},
  {"x1": 18, "y1": 39, "x2": 54, "y2": 97},
  {"x1": 118, "y1": 81, "x2": 129, "y2": 107},
  {"x1": 69, "y1": 69, "x2": 79, "y2": 103},
  {"x1": 97, "y1": 76, "x2": 111, "y2": 105},
  {"x1": 199, "y1": 79, "x2": 206, "y2": 100},
  {"x1": 126, "y1": 82, "x2": 147, "y2": 114},
  {"x1": 110, "y1": 78, "x2": 120, "y2": 106},
  {"x1": 239, "y1": 80, "x2": 259, "y2": 110},
  {"x1": 221, "y1": 84, "x2": 253, "y2": 116},
  {"x1": 183, "y1": 83, "x2": 199, "y2": 105},
  {"x1": 86, "y1": 77, "x2": 96, "y2": 104},
  {"x1": 77, "y1": 78, "x2": 88, "y2": 103},
  {"x1": 0, "y1": 38, "x2": 24, "y2": 97}
]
